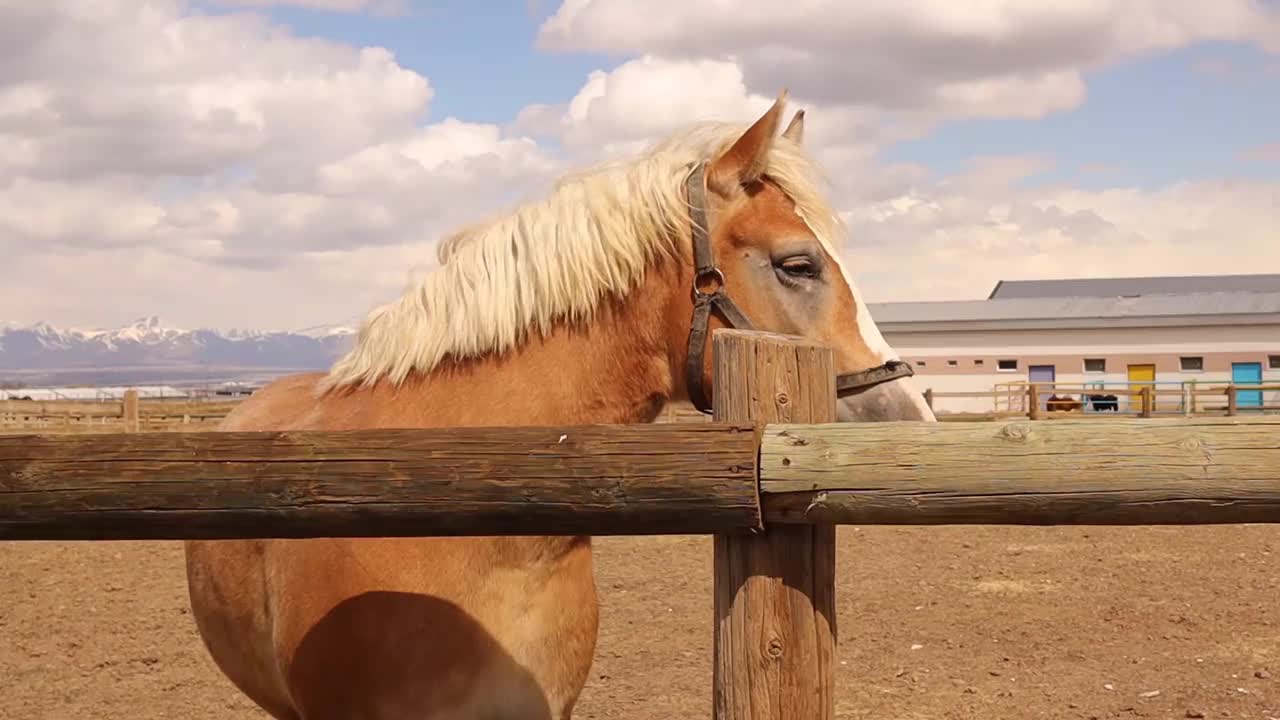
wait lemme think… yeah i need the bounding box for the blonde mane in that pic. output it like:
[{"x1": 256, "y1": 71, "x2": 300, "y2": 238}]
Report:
[{"x1": 320, "y1": 121, "x2": 847, "y2": 391}]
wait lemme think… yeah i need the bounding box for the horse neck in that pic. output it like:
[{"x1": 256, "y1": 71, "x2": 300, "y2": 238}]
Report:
[{"x1": 356, "y1": 260, "x2": 683, "y2": 429}]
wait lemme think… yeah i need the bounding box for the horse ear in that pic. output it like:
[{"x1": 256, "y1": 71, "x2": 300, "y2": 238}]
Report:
[
  {"x1": 781, "y1": 109, "x2": 805, "y2": 144},
  {"x1": 707, "y1": 89, "x2": 787, "y2": 196}
]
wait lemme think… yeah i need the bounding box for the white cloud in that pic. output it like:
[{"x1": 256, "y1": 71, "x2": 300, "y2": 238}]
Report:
[
  {"x1": 1, "y1": 2, "x2": 433, "y2": 183},
  {"x1": 842, "y1": 159, "x2": 1280, "y2": 303},
  {"x1": 527, "y1": 54, "x2": 925, "y2": 180},
  {"x1": 0, "y1": 243, "x2": 428, "y2": 331},
  {"x1": 560, "y1": 57, "x2": 772, "y2": 150},
  {"x1": 4, "y1": 0, "x2": 1278, "y2": 334},
  {"x1": 537, "y1": 0, "x2": 1280, "y2": 121},
  {"x1": 0, "y1": 177, "x2": 166, "y2": 252},
  {"x1": 205, "y1": 119, "x2": 560, "y2": 260},
  {"x1": 521, "y1": 12, "x2": 1280, "y2": 309},
  {"x1": 0, "y1": 0, "x2": 562, "y2": 328},
  {"x1": 208, "y1": 0, "x2": 406, "y2": 13},
  {"x1": 0, "y1": 114, "x2": 560, "y2": 272}
]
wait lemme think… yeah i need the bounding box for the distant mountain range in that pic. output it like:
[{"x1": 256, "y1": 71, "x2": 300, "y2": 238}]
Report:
[{"x1": 0, "y1": 316, "x2": 356, "y2": 387}]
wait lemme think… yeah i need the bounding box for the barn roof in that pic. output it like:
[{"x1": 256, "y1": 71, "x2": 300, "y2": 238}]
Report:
[
  {"x1": 987, "y1": 273, "x2": 1280, "y2": 299},
  {"x1": 867, "y1": 290, "x2": 1280, "y2": 329}
]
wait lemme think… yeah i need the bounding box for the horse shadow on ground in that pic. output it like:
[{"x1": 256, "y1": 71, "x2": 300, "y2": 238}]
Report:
[{"x1": 287, "y1": 590, "x2": 554, "y2": 720}]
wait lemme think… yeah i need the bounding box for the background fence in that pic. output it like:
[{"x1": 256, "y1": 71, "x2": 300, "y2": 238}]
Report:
[
  {"x1": 6, "y1": 378, "x2": 1274, "y2": 434},
  {"x1": 924, "y1": 381, "x2": 1280, "y2": 421},
  {"x1": 0, "y1": 392, "x2": 240, "y2": 434}
]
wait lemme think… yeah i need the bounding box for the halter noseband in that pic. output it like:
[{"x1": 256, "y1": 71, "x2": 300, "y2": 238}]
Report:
[{"x1": 682, "y1": 161, "x2": 915, "y2": 414}]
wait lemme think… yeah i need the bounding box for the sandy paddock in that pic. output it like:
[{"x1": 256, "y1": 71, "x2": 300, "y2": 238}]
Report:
[{"x1": 2, "y1": 525, "x2": 1277, "y2": 719}]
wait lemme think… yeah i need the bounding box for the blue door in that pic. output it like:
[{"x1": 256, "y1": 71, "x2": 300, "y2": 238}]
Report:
[
  {"x1": 1233, "y1": 362, "x2": 1263, "y2": 408},
  {"x1": 1029, "y1": 364, "x2": 1055, "y2": 410}
]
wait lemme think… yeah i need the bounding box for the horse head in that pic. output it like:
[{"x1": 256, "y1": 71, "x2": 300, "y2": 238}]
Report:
[{"x1": 670, "y1": 91, "x2": 935, "y2": 423}]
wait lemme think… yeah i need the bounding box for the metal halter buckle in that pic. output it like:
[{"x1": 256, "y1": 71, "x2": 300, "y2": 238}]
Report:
[{"x1": 693, "y1": 268, "x2": 725, "y2": 298}]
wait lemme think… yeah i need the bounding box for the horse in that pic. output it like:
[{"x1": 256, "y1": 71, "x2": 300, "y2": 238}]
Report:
[
  {"x1": 183, "y1": 90, "x2": 937, "y2": 720},
  {"x1": 1045, "y1": 394, "x2": 1082, "y2": 413}
]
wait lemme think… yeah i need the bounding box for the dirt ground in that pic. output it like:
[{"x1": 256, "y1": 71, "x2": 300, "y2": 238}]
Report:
[{"x1": 2, "y1": 525, "x2": 1276, "y2": 719}]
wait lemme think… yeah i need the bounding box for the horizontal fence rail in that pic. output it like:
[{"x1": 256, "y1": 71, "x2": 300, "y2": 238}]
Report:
[
  {"x1": 3, "y1": 416, "x2": 1279, "y2": 540},
  {"x1": 0, "y1": 423, "x2": 761, "y2": 540},
  {"x1": 761, "y1": 416, "x2": 1280, "y2": 525}
]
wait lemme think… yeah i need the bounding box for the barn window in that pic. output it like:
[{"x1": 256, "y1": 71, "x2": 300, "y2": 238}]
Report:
[
  {"x1": 947, "y1": 360, "x2": 958, "y2": 367},
  {"x1": 915, "y1": 360, "x2": 926, "y2": 367},
  {"x1": 1083, "y1": 358, "x2": 1105, "y2": 373},
  {"x1": 997, "y1": 359, "x2": 1018, "y2": 372},
  {"x1": 1270, "y1": 355, "x2": 1280, "y2": 369},
  {"x1": 974, "y1": 359, "x2": 984, "y2": 366},
  {"x1": 1179, "y1": 356, "x2": 1204, "y2": 372}
]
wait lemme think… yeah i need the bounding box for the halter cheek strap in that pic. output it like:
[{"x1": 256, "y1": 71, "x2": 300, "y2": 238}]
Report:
[
  {"x1": 684, "y1": 162, "x2": 758, "y2": 413},
  {"x1": 682, "y1": 161, "x2": 916, "y2": 414}
]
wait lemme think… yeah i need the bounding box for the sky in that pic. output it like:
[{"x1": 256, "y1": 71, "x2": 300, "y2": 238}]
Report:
[{"x1": 2, "y1": 0, "x2": 1278, "y2": 331}]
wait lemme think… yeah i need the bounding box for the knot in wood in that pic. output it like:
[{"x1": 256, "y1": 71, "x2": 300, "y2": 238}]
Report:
[
  {"x1": 765, "y1": 636, "x2": 784, "y2": 659},
  {"x1": 998, "y1": 423, "x2": 1031, "y2": 441},
  {"x1": 776, "y1": 392, "x2": 790, "y2": 406}
]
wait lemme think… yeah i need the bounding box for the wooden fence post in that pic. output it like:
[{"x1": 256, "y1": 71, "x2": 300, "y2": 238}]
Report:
[
  {"x1": 711, "y1": 329, "x2": 836, "y2": 720},
  {"x1": 1140, "y1": 386, "x2": 1154, "y2": 418},
  {"x1": 1028, "y1": 384, "x2": 1040, "y2": 420},
  {"x1": 122, "y1": 390, "x2": 139, "y2": 433},
  {"x1": 1227, "y1": 386, "x2": 1238, "y2": 417}
]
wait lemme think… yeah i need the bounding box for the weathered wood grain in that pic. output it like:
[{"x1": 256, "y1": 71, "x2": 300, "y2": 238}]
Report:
[
  {"x1": 712, "y1": 330, "x2": 836, "y2": 720},
  {"x1": 0, "y1": 423, "x2": 760, "y2": 540},
  {"x1": 760, "y1": 416, "x2": 1280, "y2": 525}
]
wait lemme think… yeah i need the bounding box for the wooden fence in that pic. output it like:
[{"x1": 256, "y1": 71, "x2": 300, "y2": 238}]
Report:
[
  {"x1": 0, "y1": 392, "x2": 242, "y2": 434},
  {"x1": 924, "y1": 382, "x2": 1280, "y2": 422},
  {"x1": 3, "y1": 329, "x2": 1279, "y2": 720}
]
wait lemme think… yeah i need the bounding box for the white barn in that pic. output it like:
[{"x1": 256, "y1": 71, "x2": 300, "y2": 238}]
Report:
[{"x1": 868, "y1": 274, "x2": 1280, "y2": 415}]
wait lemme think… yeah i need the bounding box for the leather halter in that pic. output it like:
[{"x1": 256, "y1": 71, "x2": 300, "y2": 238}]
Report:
[{"x1": 682, "y1": 161, "x2": 915, "y2": 414}]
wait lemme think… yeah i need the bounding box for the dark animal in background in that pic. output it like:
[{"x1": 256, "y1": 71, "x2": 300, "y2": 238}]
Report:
[{"x1": 1087, "y1": 394, "x2": 1119, "y2": 411}]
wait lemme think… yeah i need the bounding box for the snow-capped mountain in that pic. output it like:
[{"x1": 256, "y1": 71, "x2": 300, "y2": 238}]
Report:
[{"x1": 0, "y1": 316, "x2": 356, "y2": 371}]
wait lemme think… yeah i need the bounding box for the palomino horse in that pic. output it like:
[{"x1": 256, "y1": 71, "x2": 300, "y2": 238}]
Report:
[{"x1": 184, "y1": 91, "x2": 936, "y2": 720}]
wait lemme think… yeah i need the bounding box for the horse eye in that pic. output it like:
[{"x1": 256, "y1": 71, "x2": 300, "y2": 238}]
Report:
[{"x1": 778, "y1": 256, "x2": 818, "y2": 278}]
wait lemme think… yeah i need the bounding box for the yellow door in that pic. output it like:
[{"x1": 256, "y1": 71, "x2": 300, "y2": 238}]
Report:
[{"x1": 1127, "y1": 363, "x2": 1155, "y2": 410}]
